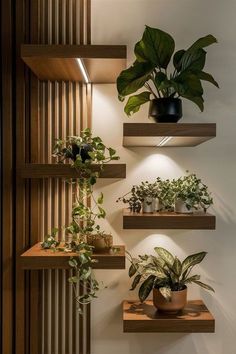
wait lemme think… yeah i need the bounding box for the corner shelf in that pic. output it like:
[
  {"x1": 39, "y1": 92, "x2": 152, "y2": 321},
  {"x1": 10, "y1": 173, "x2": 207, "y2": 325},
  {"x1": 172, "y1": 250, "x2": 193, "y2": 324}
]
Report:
[
  {"x1": 123, "y1": 300, "x2": 215, "y2": 333},
  {"x1": 123, "y1": 209, "x2": 216, "y2": 230},
  {"x1": 17, "y1": 163, "x2": 126, "y2": 179},
  {"x1": 21, "y1": 44, "x2": 127, "y2": 83},
  {"x1": 20, "y1": 243, "x2": 125, "y2": 270},
  {"x1": 123, "y1": 123, "x2": 216, "y2": 147}
]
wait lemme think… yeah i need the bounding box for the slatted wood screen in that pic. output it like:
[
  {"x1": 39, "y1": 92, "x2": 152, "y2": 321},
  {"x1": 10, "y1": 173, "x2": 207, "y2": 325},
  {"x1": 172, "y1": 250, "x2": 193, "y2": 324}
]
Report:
[{"x1": 1, "y1": 1, "x2": 92, "y2": 354}]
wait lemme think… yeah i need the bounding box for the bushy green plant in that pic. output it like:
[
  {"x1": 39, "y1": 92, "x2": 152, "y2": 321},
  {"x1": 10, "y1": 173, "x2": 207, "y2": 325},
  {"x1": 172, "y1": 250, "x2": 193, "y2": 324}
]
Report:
[
  {"x1": 127, "y1": 247, "x2": 214, "y2": 302},
  {"x1": 172, "y1": 173, "x2": 213, "y2": 211},
  {"x1": 117, "y1": 25, "x2": 219, "y2": 116}
]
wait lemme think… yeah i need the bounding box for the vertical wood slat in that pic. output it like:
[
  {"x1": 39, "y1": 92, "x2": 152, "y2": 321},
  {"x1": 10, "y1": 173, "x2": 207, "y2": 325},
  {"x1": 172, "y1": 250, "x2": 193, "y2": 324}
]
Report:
[{"x1": 1, "y1": 0, "x2": 13, "y2": 353}]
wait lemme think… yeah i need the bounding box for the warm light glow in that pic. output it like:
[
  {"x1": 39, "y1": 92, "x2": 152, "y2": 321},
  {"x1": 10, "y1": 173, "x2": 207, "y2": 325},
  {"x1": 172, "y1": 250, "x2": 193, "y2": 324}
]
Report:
[
  {"x1": 158, "y1": 136, "x2": 172, "y2": 146},
  {"x1": 77, "y1": 58, "x2": 90, "y2": 83}
]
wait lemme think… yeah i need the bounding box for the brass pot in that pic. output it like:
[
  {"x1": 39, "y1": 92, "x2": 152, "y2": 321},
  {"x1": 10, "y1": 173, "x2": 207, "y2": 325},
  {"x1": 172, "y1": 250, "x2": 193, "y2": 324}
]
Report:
[
  {"x1": 153, "y1": 287, "x2": 187, "y2": 314},
  {"x1": 87, "y1": 234, "x2": 113, "y2": 253}
]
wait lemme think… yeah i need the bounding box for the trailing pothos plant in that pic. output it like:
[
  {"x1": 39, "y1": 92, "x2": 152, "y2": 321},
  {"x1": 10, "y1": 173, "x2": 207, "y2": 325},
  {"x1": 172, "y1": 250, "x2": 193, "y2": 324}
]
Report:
[
  {"x1": 172, "y1": 172, "x2": 213, "y2": 211},
  {"x1": 41, "y1": 128, "x2": 120, "y2": 313},
  {"x1": 127, "y1": 247, "x2": 214, "y2": 302},
  {"x1": 117, "y1": 25, "x2": 219, "y2": 116}
]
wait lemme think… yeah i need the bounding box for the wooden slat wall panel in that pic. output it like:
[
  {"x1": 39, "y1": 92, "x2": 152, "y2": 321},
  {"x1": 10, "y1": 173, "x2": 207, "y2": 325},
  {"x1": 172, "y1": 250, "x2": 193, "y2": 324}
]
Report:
[{"x1": 36, "y1": 1, "x2": 91, "y2": 354}]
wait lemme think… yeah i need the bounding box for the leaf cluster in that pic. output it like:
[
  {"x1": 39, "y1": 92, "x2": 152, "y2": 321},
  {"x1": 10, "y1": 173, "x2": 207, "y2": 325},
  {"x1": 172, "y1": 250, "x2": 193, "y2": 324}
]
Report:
[
  {"x1": 127, "y1": 247, "x2": 214, "y2": 302},
  {"x1": 116, "y1": 172, "x2": 213, "y2": 212},
  {"x1": 117, "y1": 25, "x2": 219, "y2": 116}
]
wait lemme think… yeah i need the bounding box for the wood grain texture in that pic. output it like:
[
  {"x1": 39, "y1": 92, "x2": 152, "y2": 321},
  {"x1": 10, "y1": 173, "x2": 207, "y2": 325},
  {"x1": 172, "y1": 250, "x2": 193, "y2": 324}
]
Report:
[
  {"x1": 123, "y1": 209, "x2": 216, "y2": 230},
  {"x1": 20, "y1": 243, "x2": 126, "y2": 270},
  {"x1": 21, "y1": 44, "x2": 127, "y2": 83},
  {"x1": 123, "y1": 300, "x2": 215, "y2": 333},
  {"x1": 18, "y1": 163, "x2": 126, "y2": 179},
  {"x1": 123, "y1": 123, "x2": 216, "y2": 147}
]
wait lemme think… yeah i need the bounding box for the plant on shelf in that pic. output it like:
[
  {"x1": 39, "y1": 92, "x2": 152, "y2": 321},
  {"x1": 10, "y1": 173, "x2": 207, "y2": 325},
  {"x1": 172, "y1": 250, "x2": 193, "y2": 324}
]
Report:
[
  {"x1": 127, "y1": 247, "x2": 214, "y2": 313},
  {"x1": 53, "y1": 127, "x2": 119, "y2": 185},
  {"x1": 116, "y1": 185, "x2": 142, "y2": 213},
  {"x1": 41, "y1": 128, "x2": 120, "y2": 313},
  {"x1": 117, "y1": 25, "x2": 219, "y2": 122},
  {"x1": 172, "y1": 172, "x2": 213, "y2": 214},
  {"x1": 157, "y1": 178, "x2": 175, "y2": 211}
]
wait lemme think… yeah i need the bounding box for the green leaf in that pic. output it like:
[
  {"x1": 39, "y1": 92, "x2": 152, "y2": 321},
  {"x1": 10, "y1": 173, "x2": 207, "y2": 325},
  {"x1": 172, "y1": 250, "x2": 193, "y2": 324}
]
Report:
[
  {"x1": 154, "y1": 72, "x2": 167, "y2": 88},
  {"x1": 135, "y1": 25, "x2": 175, "y2": 69},
  {"x1": 183, "y1": 274, "x2": 200, "y2": 284},
  {"x1": 68, "y1": 276, "x2": 78, "y2": 283},
  {"x1": 176, "y1": 34, "x2": 217, "y2": 73},
  {"x1": 183, "y1": 96, "x2": 204, "y2": 112},
  {"x1": 197, "y1": 71, "x2": 219, "y2": 88},
  {"x1": 173, "y1": 49, "x2": 186, "y2": 72},
  {"x1": 124, "y1": 91, "x2": 151, "y2": 116},
  {"x1": 117, "y1": 61, "x2": 154, "y2": 97},
  {"x1": 188, "y1": 34, "x2": 217, "y2": 52},
  {"x1": 192, "y1": 280, "x2": 215, "y2": 292},
  {"x1": 154, "y1": 247, "x2": 175, "y2": 267},
  {"x1": 130, "y1": 274, "x2": 142, "y2": 290},
  {"x1": 128, "y1": 263, "x2": 137, "y2": 277},
  {"x1": 144, "y1": 268, "x2": 168, "y2": 279},
  {"x1": 182, "y1": 251, "x2": 207, "y2": 274},
  {"x1": 108, "y1": 147, "x2": 116, "y2": 156},
  {"x1": 172, "y1": 257, "x2": 182, "y2": 277},
  {"x1": 138, "y1": 275, "x2": 155, "y2": 302},
  {"x1": 159, "y1": 286, "x2": 172, "y2": 300},
  {"x1": 97, "y1": 192, "x2": 104, "y2": 205}
]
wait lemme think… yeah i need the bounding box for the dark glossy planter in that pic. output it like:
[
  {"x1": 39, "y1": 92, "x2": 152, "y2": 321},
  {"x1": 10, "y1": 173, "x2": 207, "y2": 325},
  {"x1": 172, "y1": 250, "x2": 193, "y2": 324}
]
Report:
[
  {"x1": 71, "y1": 143, "x2": 93, "y2": 163},
  {"x1": 149, "y1": 98, "x2": 182, "y2": 123}
]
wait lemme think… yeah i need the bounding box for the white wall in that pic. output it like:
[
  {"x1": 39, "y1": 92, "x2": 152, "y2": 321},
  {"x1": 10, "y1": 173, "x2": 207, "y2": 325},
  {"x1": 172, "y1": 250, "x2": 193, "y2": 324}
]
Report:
[{"x1": 90, "y1": 1, "x2": 236, "y2": 353}]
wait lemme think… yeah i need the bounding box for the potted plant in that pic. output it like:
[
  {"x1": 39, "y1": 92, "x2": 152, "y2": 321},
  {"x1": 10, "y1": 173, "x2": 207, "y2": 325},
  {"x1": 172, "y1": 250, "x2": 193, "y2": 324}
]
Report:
[
  {"x1": 136, "y1": 180, "x2": 160, "y2": 213},
  {"x1": 41, "y1": 128, "x2": 120, "y2": 313},
  {"x1": 157, "y1": 178, "x2": 175, "y2": 211},
  {"x1": 127, "y1": 247, "x2": 214, "y2": 314},
  {"x1": 172, "y1": 172, "x2": 213, "y2": 214},
  {"x1": 117, "y1": 25, "x2": 219, "y2": 122}
]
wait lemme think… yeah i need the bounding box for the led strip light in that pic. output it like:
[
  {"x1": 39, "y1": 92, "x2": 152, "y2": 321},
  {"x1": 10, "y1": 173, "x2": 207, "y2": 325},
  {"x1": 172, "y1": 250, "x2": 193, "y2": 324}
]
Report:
[
  {"x1": 77, "y1": 58, "x2": 90, "y2": 84},
  {"x1": 158, "y1": 136, "x2": 172, "y2": 146}
]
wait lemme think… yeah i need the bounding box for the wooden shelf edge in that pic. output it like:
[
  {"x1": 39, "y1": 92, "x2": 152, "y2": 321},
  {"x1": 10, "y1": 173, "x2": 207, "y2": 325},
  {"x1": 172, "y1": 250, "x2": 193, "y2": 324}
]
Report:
[
  {"x1": 123, "y1": 300, "x2": 215, "y2": 333},
  {"x1": 17, "y1": 163, "x2": 126, "y2": 179},
  {"x1": 20, "y1": 243, "x2": 126, "y2": 270},
  {"x1": 123, "y1": 123, "x2": 216, "y2": 147},
  {"x1": 123, "y1": 209, "x2": 216, "y2": 230}
]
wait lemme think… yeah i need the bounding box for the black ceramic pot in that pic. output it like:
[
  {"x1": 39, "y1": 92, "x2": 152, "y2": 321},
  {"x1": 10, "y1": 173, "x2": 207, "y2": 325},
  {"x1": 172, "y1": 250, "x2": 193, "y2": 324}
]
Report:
[
  {"x1": 71, "y1": 143, "x2": 93, "y2": 163},
  {"x1": 149, "y1": 98, "x2": 182, "y2": 123}
]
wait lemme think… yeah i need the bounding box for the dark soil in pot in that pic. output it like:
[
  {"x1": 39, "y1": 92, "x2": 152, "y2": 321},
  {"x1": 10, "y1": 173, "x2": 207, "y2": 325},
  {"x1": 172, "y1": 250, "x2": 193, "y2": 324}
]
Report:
[{"x1": 149, "y1": 98, "x2": 182, "y2": 123}]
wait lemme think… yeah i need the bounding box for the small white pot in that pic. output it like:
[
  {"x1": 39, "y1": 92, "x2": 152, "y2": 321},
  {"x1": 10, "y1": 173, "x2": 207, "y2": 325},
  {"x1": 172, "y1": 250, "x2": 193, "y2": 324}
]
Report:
[
  {"x1": 152, "y1": 198, "x2": 161, "y2": 212},
  {"x1": 175, "y1": 199, "x2": 193, "y2": 214},
  {"x1": 142, "y1": 197, "x2": 154, "y2": 213}
]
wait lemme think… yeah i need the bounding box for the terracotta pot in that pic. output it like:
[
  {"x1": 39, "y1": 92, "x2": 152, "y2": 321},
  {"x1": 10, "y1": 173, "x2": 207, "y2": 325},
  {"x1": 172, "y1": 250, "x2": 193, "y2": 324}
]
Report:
[
  {"x1": 87, "y1": 234, "x2": 113, "y2": 253},
  {"x1": 149, "y1": 98, "x2": 182, "y2": 123},
  {"x1": 153, "y1": 287, "x2": 187, "y2": 314},
  {"x1": 175, "y1": 199, "x2": 193, "y2": 214},
  {"x1": 142, "y1": 197, "x2": 154, "y2": 213}
]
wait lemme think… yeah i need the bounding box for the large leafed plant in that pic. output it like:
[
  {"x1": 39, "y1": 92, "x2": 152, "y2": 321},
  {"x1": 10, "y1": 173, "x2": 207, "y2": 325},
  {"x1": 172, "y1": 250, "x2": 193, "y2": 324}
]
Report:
[
  {"x1": 117, "y1": 26, "x2": 219, "y2": 116},
  {"x1": 127, "y1": 247, "x2": 214, "y2": 302}
]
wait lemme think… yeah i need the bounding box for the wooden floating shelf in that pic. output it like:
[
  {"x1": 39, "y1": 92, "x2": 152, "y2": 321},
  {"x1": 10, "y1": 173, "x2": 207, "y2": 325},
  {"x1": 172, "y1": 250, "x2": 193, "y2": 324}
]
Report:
[
  {"x1": 123, "y1": 300, "x2": 215, "y2": 333},
  {"x1": 123, "y1": 123, "x2": 216, "y2": 147},
  {"x1": 123, "y1": 209, "x2": 216, "y2": 230},
  {"x1": 17, "y1": 163, "x2": 126, "y2": 179},
  {"x1": 20, "y1": 243, "x2": 125, "y2": 270},
  {"x1": 21, "y1": 44, "x2": 127, "y2": 83}
]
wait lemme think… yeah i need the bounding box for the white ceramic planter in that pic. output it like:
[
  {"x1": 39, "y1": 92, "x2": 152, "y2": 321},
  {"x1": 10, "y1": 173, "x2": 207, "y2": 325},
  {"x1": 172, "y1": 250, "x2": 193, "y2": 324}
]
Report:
[
  {"x1": 175, "y1": 199, "x2": 193, "y2": 214},
  {"x1": 152, "y1": 198, "x2": 161, "y2": 212},
  {"x1": 142, "y1": 197, "x2": 154, "y2": 213}
]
